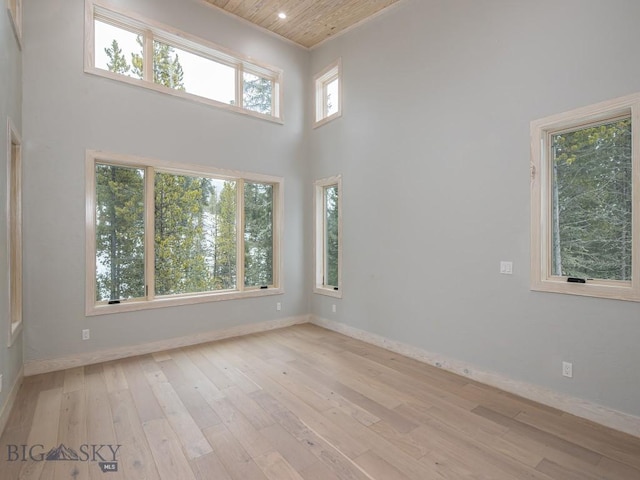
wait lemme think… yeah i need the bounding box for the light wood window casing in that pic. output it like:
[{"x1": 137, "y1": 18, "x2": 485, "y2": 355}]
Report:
[
  {"x1": 85, "y1": 0, "x2": 283, "y2": 123},
  {"x1": 313, "y1": 59, "x2": 342, "y2": 128},
  {"x1": 531, "y1": 93, "x2": 640, "y2": 301},
  {"x1": 7, "y1": 119, "x2": 22, "y2": 345},
  {"x1": 7, "y1": 0, "x2": 22, "y2": 47},
  {"x1": 86, "y1": 150, "x2": 284, "y2": 316},
  {"x1": 314, "y1": 175, "x2": 342, "y2": 297}
]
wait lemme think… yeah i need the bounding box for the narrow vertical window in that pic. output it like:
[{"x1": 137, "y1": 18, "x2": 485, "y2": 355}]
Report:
[
  {"x1": 314, "y1": 59, "x2": 342, "y2": 127},
  {"x1": 314, "y1": 176, "x2": 342, "y2": 297},
  {"x1": 7, "y1": 120, "x2": 22, "y2": 345},
  {"x1": 244, "y1": 182, "x2": 274, "y2": 288}
]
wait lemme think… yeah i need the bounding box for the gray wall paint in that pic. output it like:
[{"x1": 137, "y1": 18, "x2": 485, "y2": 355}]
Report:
[
  {"x1": 309, "y1": 0, "x2": 640, "y2": 417},
  {"x1": 0, "y1": 4, "x2": 23, "y2": 411},
  {"x1": 22, "y1": 0, "x2": 309, "y2": 362}
]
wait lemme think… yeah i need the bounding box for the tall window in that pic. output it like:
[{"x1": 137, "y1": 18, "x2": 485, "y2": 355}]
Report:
[
  {"x1": 86, "y1": 1, "x2": 282, "y2": 122},
  {"x1": 7, "y1": 119, "x2": 22, "y2": 345},
  {"x1": 87, "y1": 151, "x2": 283, "y2": 315},
  {"x1": 531, "y1": 93, "x2": 640, "y2": 301},
  {"x1": 314, "y1": 176, "x2": 342, "y2": 297},
  {"x1": 314, "y1": 59, "x2": 342, "y2": 128}
]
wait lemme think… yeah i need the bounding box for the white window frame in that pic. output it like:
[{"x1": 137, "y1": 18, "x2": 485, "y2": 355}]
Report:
[
  {"x1": 7, "y1": 119, "x2": 22, "y2": 345},
  {"x1": 314, "y1": 175, "x2": 342, "y2": 298},
  {"x1": 7, "y1": 0, "x2": 22, "y2": 47},
  {"x1": 86, "y1": 150, "x2": 284, "y2": 316},
  {"x1": 313, "y1": 59, "x2": 342, "y2": 128},
  {"x1": 84, "y1": 0, "x2": 283, "y2": 123},
  {"x1": 530, "y1": 93, "x2": 640, "y2": 301}
]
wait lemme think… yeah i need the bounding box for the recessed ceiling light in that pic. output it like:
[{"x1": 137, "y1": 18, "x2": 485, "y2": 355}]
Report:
[{"x1": 278, "y1": 12, "x2": 287, "y2": 19}]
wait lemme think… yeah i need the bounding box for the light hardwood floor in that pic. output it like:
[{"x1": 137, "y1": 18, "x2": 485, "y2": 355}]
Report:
[{"x1": 1, "y1": 324, "x2": 639, "y2": 479}]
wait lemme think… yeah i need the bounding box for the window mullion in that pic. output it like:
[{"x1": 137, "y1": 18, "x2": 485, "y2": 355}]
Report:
[
  {"x1": 237, "y1": 179, "x2": 245, "y2": 291},
  {"x1": 143, "y1": 30, "x2": 154, "y2": 82},
  {"x1": 236, "y1": 65, "x2": 243, "y2": 110},
  {"x1": 145, "y1": 166, "x2": 156, "y2": 300}
]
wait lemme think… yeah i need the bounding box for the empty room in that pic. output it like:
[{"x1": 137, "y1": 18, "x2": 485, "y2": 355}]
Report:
[{"x1": 1, "y1": 0, "x2": 640, "y2": 478}]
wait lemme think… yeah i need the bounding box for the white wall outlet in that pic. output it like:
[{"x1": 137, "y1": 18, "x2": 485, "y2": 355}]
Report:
[
  {"x1": 82, "y1": 329, "x2": 90, "y2": 341},
  {"x1": 276, "y1": 302, "x2": 281, "y2": 311},
  {"x1": 500, "y1": 261, "x2": 513, "y2": 275},
  {"x1": 0, "y1": 374, "x2": 3, "y2": 393},
  {"x1": 562, "y1": 361, "x2": 573, "y2": 378},
  {"x1": 332, "y1": 304, "x2": 336, "y2": 313}
]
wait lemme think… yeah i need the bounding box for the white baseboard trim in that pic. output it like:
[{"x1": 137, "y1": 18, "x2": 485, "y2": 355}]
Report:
[
  {"x1": 310, "y1": 315, "x2": 640, "y2": 439},
  {"x1": 0, "y1": 366, "x2": 24, "y2": 436},
  {"x1": 24, "y1": 315, "x2": 309, "y2": 377}
]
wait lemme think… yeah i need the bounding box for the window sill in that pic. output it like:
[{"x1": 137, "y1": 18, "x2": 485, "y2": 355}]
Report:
[
  {"x1": 86, "y1": 287, "x2": 284, "y2": 316},
  {"x1": 84, "y1": 67, "x2": 284, "y2": 125},
  {"x1": 313, "y1": 286, "x2": 342, "y2": 299},
  {"x1": 313, "y1": 111, "x2": 342, "y2": 129},
  {"x1": 531, "y1": 278, "x2": 639, "y2": 302}
]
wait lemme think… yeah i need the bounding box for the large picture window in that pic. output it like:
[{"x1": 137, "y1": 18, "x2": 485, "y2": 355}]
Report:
[
  {"x1": 530, "y1": 93, "x2": 640, "y2": 301},
  {"x1": 87, "y1": 151, "x2": 283, "y2": 315},
  {"x1": 86, "y1": 1, "x2": 282, "y2": 122}
]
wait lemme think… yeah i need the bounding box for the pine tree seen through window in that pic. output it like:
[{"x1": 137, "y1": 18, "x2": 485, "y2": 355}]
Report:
[
  {"x1": 92, "y1": 158, "x2": 281, "y2": 310},
  {"x1": 91, "y1": 7, "x2": 281, "y2": 120}
]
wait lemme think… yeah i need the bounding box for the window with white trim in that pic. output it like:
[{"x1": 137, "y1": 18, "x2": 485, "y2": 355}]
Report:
[
  {"x1": 7, "y1": 119, "x2": 22, "y2": 345},
  {"x1": 7, "y1": 0, "x2": 22, "y2": 45},
  {"x1": 86, "y1": 151, "x2": 283, "y2": 315},
  {"x1": 86, "y1": 1, "x2": 282, "y2": 122},
  {"x1": 530, "y1": 93, "x2": 640, "y2": 301},
  {"x1": 314, "y1": 59, "x2": 342, "y2": 127},
  {"x1": 314, "y1": 176, "x2": 342, "y2": 297}
]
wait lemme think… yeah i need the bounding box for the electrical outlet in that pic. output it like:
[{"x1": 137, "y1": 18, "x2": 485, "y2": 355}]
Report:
[
  {"x1": 276, "y1": 302, "x2": 281, "y2": 311},
  {"x1": 0, "y1": 374, "x2": 3, "y2": 393},
  {"x1": 332, "y1": 304, "x2": 336, "y2": 313},
  {"x1": 82, "y1": 329, "x2": 90, "y2": 341},
  {"x1": 562, "y1": 361, "x2": 573, "y2": 378}
]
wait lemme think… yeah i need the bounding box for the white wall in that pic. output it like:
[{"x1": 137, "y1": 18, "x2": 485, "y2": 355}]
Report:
[
  {"x1": 0, "y1": 3, "x2": 24, "y2": 412},
  {"x1": 309, "y1": 0, "x2": 640, "y2": 418},
  {"x1": 21, "y1": 0, "x2": 310, "y2": 363}
]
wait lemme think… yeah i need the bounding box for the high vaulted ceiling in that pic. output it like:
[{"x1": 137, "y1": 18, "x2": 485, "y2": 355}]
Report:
[{"x1": 204, "y1": 0, "x2": 402, "y2": 49}]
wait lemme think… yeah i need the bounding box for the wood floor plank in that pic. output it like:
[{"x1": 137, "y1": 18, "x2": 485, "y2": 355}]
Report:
[
  {"x1": 18, "y1": 387, "x2": 62, "y2": 480},
  {"x1": 53, "y1": 389, "x2": 89, "y2": 480},
  {"x1": 109, "y1": 389, "x2": 161, "y2": 479},
  {"x1": 62, "y1": 367, "x2": 85, "y2": 394},
  {"x1": 120, "y1": 357, "x2": 165, "y2": 424},
  {"x1": 143, "y1": 418, "x2": 197, "y2": 480},
  {"x1": 190, "y1": 451, "x2": 233, "y2": 480},
  {"x1": 202, "y1": 423, "x2": 269, "y2": 480},
  {"x1": 254, "y1": 451, "x2": 306, "y2": 480},
  {"x1": 144, "y1": 367, "x2": 212, "y2": 459}
]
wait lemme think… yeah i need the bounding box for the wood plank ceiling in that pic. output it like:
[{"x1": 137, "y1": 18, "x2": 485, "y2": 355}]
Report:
[{"x1": 204, "y1": 0, "x2": 402, "y2": 48}]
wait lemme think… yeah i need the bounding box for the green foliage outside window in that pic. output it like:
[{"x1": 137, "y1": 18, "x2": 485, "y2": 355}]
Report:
[{"x1": 551, "y1": 118, "x2": 632, "y2": 281}]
